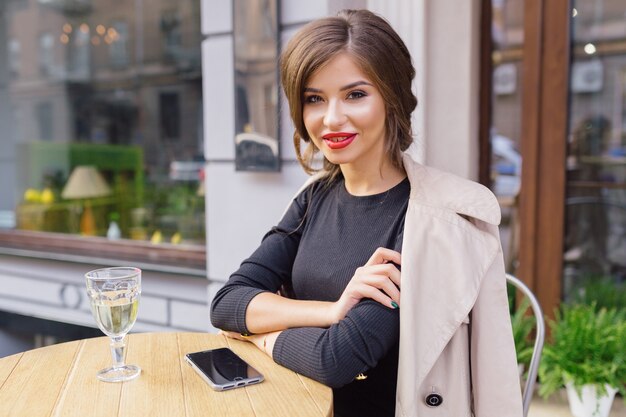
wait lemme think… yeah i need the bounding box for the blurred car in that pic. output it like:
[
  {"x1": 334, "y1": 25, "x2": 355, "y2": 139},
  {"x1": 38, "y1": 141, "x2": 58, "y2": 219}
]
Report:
[
  {"x1": 491, "y1": 134, "x2": 521, "y2": 198},
  {"x1": 169, "y1": 161, "x2": 204, "y2": 181},
  {"x1": 235, "y1": 132, "x2": 280, "y2": 172}
]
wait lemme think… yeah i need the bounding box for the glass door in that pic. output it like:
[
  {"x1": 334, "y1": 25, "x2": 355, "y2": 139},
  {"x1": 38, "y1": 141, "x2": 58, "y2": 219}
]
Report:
[{"x1": 563, "y1": 0, "x2": 626, "y2": 306}]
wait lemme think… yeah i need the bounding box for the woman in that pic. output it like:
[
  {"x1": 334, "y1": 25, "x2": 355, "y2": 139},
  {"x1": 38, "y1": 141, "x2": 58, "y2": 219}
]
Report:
[{"x1": 211, "y1": 9, "x2": 522, "y2": 417}]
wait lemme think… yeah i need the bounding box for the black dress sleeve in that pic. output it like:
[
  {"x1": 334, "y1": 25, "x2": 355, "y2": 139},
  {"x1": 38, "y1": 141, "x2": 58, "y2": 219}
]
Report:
[
  {"x1": 209, "y1": 187, "x2": 309, "y2": 333},
  {"x1": 272, "y1": 300, "x2": 399, "y2": 388}
]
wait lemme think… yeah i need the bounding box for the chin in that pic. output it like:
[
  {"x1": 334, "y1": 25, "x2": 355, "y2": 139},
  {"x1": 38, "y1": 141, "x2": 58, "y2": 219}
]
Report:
[{"x1": 322, "y1": 154, "x2": 352, "y2": 166}]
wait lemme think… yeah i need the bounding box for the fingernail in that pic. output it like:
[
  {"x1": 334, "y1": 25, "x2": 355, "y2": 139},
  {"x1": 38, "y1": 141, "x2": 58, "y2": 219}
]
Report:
[{"x1": 391, "y1": 301, "x2": 399, "y2": 309}]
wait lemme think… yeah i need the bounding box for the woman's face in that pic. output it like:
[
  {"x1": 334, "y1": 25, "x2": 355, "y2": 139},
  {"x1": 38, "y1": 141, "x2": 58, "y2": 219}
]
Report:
[{"x1": 302, "y1": 53, "x2": 387, "y2": 171}]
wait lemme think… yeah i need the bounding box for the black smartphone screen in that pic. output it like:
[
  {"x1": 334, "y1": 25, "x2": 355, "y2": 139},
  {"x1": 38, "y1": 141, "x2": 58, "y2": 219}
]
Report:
[{"x1": 186, "y1": 348, "x2": 263, "y2": 389}]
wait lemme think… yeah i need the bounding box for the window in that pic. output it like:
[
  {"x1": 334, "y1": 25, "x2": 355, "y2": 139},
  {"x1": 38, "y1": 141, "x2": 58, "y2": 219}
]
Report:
[
  {"x1": 36, "y1": 102, "x2": 53, "y2": 141},
  {"x1": 38, "y1": 33, "x2": 54, "y2": 76},
  {"x1": 109, "y1": 21, "x2": 129, "y2": 69},
  {"x1": 159, "y1": 92, "x2": 180, "y2": 141},
  {"x1": 160, "y1": 10, "x2": 181, "y2": 62},
  {"x1": 563, "y1": 0, "x2": 626, "y2": 302},
  {"x1": 70, "y1": 25, "x2": 90, "y2": 79},
  {"x1": 8, "y1": 39, "x2": 20, "y2": 78},
  {"x1": 0, "y1": 1, "x2": 205, "y2": 272}
]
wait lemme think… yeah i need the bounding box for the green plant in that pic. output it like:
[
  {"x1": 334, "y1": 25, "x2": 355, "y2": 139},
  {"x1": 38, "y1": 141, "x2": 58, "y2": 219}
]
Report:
[
  {"x1": 539, "y1": 303, "x2": 626, "y2": 399},
  {"x1": 510, "y1": 298, "x2": 535, "y2": 370}
]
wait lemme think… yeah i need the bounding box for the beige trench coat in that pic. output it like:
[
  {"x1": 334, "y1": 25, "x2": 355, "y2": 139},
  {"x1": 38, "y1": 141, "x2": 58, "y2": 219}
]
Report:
[{"x1": 396, "y1": 154, "x2": 523, "y2": 417}]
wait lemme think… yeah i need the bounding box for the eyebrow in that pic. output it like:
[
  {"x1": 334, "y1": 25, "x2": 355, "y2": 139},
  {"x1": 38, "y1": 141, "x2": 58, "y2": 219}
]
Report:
[{"x1": 303, "y1": 80, "x2": 373, "y2": 93}]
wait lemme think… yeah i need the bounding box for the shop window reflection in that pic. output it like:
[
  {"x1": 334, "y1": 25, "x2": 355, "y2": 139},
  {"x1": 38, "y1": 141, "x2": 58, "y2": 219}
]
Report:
[{"x1": 0, "y1": 0, "x2": 205, "y2": 269}]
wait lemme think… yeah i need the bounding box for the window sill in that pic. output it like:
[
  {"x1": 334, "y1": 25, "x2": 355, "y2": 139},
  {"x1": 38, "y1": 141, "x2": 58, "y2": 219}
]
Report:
[{"x1": 0, "y1": 230, "x2": 206, "y2": 277}]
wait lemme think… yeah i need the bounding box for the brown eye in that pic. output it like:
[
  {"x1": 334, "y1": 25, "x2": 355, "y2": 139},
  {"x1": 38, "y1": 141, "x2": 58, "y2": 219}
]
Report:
[
  {"x1": 347, "y1": 90, "x2": 367, "y2": 100},
  {"x1": 304, "y1": 95, "x2": 323, "y2": 104}
]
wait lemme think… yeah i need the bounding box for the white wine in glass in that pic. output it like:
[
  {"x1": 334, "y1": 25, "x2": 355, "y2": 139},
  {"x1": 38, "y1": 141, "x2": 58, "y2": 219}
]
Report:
[{"x1": 85, "y1": 267, "x2": 141, "y2": 382}]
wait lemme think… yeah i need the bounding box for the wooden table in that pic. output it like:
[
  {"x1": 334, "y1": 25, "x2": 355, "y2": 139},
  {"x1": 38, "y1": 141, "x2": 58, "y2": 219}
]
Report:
[{"x1": 0, "y1": 332, "x2": 333, "y2": 417}]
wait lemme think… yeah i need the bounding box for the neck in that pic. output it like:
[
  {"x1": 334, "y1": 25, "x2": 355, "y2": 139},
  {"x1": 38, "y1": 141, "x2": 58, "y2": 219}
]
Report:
[{"x1": 340, "y1": 160, "x2": 406, "y2": 196}]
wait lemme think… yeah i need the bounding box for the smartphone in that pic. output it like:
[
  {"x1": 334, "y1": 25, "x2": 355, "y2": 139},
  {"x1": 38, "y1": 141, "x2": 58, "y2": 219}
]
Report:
[{"x1": 184, "y1": 347, "x2": 264, "y2": 391}]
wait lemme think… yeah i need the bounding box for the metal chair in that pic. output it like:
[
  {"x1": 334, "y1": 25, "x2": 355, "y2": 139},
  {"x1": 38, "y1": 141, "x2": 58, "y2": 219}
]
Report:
[{"x1": 506, "y1": 273, "x2": 545, "y2": 417}]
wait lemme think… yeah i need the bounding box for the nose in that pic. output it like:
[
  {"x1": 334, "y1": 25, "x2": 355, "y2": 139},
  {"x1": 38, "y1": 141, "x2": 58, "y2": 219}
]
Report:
[{"x1": 323, "y1": 99, "x2": 347, "y2": 129}]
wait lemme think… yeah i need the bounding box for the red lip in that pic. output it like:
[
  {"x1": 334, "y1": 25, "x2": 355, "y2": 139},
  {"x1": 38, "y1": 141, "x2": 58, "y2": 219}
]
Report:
[{"x1": 322, "y1": 132, "x2": 357, "y2": 150}]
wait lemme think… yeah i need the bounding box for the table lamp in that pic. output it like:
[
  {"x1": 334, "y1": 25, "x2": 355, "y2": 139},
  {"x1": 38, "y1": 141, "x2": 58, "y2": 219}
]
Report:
[{"x1": 61, "y1": 166, "x2": 112, "y2": 236}]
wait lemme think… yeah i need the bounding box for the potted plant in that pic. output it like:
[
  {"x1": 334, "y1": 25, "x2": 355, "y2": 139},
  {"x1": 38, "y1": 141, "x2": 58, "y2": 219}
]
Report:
[{"x1": 539, "y1": 303, "x2": 626, "y2": 417}]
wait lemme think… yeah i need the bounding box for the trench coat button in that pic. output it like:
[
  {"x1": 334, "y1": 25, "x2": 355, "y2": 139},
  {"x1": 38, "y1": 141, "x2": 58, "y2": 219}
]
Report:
[{"x1": 425, "y1": 393, "x2": 443, "y2": 407}]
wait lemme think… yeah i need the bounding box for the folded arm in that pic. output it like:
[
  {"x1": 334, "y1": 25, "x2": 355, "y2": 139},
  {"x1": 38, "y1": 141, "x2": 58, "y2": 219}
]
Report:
[
  {"x1": 272, "y1": 299, "x2": 399, "y2": 388},
  {"x1": 211, "y1": 247, "x2": 401, "y2": 334}
]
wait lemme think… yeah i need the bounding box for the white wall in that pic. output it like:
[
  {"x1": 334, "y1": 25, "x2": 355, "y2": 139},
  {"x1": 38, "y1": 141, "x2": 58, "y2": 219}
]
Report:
[
  {"x1": 200, "y1": 0, "x2": 481, "y2": 301},
  {"x1": 424, "y1": 0, "x2": 480, "y2": 179},
  {"x1": 422, "y1": 1, "x2": 481, "y2": 180},
  {"x1": 368, "y1": 0, "x2": 481, "y2": 179},
  {"x1": 0, "y1": 255, "x2": 210, "y2": 335},
  {"x1": 367, "y1": 0, "x2": 425, "y2": 164}
]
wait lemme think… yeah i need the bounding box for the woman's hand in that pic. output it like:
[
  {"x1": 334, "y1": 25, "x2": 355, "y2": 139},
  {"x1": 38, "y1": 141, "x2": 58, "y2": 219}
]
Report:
[{"x1": 331, "y1": 247, "x2": 401, "y2": 322}]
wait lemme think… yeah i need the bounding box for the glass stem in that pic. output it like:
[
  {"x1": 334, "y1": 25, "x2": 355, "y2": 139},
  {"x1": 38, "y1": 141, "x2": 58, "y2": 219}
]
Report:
[{"x1": 110, "y1": 336, "x2": 126, "y2": 368}]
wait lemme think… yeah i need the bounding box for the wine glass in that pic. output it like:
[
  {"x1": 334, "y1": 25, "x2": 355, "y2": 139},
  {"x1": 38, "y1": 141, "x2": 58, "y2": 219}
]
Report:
[{"x1": 85, "y1": 266, "x2": 142, "y2": 382}]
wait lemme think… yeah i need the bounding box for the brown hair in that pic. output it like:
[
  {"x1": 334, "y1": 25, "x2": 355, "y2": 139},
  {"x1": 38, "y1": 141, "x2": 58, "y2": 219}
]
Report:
[{"x1": 280, "y1": 9, "x2": 417, "y2": 178}]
